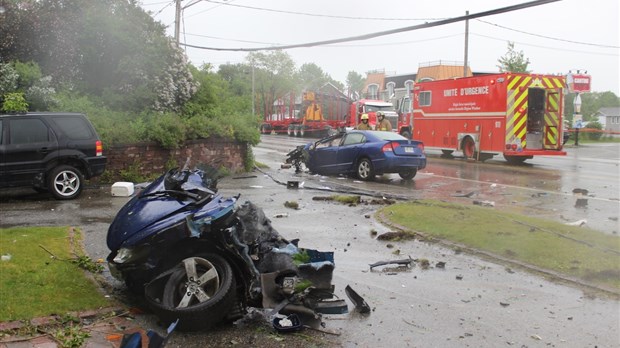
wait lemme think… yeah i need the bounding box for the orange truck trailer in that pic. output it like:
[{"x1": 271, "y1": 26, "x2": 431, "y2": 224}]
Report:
[{"x1": 412, "y1": 72, "x2": 567, "y2": 163}]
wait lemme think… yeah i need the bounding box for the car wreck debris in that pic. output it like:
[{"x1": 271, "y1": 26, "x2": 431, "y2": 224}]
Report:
[
  {"x1": 106, "y1": 165, "x2": 343, "y2": 332},
  {"x1": 369, "y1": 258, "x2": 414, "y2": 270},
  {"x1": 345, "y1": 285, "x2": 371, "y2": 314}
]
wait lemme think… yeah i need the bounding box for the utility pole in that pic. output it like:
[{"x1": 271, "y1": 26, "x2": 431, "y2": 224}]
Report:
[
  {"x1": 174, "y1": 0, "x2": 181, "y2": 46},
  {"x1": 463, "y1": 10, "x2": 469, "y2": 77},
  {"x1": 252, "y1": 64, "x2": 255, "y2": 115}
]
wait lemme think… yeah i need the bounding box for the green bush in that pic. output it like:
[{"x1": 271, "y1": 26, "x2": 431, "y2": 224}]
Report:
[
  {"x1": 585, "y1": 121, "x2": 603, "y2": 140},
  {"x1": 146, "y1": 112, "x2": 187, "y2": 149},
  {"x1": 1, "y1": 92, "x2": 28, "y2": 112}
]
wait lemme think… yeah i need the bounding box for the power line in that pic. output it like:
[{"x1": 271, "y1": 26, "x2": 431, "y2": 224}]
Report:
[
  {"x1": 201, "y1": 0, "x2": 445, "y2": 21},
  {"x1": 180, "y1": 0, "x2": 561, "y2": 51},
  {"x1": 151, "y1": 0, "x2": 175, "y2": 17},
  {"x1": 476, "y1": 19, "x2": 619, "y2": 49},
  {"x1": 471, "y1": 33, "x2": 620, "y2": 56},
  {"x1": 141, "y1": 0, "x2": 172, "y2": 6}
]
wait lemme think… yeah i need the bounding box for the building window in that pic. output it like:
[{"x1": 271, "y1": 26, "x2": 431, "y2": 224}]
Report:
[
  {"x1": 419, "y1": 91, "x2": 432, "y2": 106},
  {"x1": 367, "y1": 84, "x2": 379, "y2": 99},
  {"x1": 405, "y1": 80, "x2": 414, "y2": 94},
  {"x1": 387, "y1": 82, "x2": 395, "y2": 98}
]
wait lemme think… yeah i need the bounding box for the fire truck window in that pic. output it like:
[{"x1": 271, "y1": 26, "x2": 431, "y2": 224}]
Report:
[{"x1": 419, "y1": 91, "x2": 432, "y2": 106}]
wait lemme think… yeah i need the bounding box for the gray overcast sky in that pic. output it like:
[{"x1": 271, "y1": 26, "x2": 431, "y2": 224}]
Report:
[{"x1": 140, "y1": 0, "x2": 620, "y2": 94}]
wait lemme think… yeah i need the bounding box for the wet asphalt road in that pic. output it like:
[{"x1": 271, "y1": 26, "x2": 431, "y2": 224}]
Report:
[{"x1": 0, "y1": 140, "x2": 619, "y2": 347}]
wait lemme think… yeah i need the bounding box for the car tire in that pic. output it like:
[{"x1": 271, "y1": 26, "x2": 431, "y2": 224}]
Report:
[
  {"x1": 356, "y1": 158, "x2": 375, "y2": 181},
  {"x1": 48, "y1": 165, "x2": 83, "y2": 200},
  {"x1": 157, "y1": 253, "x2": 236, "y2": 331},
  {"x1": 399, "y1": 169, "x2": 417, "y2": 180}
]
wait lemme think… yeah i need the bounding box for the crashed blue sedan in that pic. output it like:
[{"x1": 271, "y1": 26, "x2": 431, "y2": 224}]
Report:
[{"x1": 287, "y1": 130, "x2": 426, "y2": 180}]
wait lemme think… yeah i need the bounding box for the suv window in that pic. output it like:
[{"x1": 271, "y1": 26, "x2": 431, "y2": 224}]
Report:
[
  {"x1": 11, "y1": 118, "x2": 49, "y2": 144},
  {"x1": 51, "y1": 116, "x2": 93, "y2": 140}
]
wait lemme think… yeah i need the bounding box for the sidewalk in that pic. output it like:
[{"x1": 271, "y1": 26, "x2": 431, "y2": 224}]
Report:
[{"x1": 0, "y1": 307, "x2": 148, "y2": 348}]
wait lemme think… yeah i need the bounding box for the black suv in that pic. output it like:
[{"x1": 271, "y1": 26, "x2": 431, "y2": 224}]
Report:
[{"x1": 0, "y1": 112, "x2": 107, "y2": 199}]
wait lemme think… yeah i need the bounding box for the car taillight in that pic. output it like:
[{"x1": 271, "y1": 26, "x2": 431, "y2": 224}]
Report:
[
  {"x1": 96, "y1": 140, "x2": 103, "y2": 156},
  {"x1": 418, "y1": 143, "x2": 425, "y2": 153},
  {"x1": 382, "y1": 142, "x2": 394, "y2": 152}
]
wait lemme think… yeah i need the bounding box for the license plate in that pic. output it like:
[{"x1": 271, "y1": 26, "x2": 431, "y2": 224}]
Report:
[{"x1": 404, "y1": 147, "x2": 414, "y2": 153}]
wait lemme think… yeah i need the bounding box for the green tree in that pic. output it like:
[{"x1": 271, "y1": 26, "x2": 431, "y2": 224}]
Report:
[
  {"x1": 497, "y1": 42, "x2": 530, "y2": 73},
  {"x1": 1, "y1": 0, "x2": 197, "y2": 113},
  {"x1": 246, "y1": 51, "x2": 296, "y2": 119},
  {"x1": 297, "y1": 63, "x2": 330, "y2": 90},
  {"x1": 565, "y1": 91, "x2": 620, "y2": 122},
  {"x1": 346, "y1": 71, "x2": 365, "y2": 98}
]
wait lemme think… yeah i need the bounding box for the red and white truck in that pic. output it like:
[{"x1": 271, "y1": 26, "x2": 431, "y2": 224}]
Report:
[
  {"x1": 346, "y1": 99, "x2": 413, "y2": 138},
  {"x1": 412, "y1": 72, "x2": 567, "y2": 163}
]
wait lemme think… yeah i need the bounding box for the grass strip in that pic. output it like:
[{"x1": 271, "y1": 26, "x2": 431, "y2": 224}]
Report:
[
  {"x1": 0, "y1": 226, "x2": 110, "y2": 321},
  {"x1": 378, "y1": 200, "x2": 620, "y2": 292}
]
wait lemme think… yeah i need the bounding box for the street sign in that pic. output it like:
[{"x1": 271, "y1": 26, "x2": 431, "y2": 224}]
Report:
[{"x1": 567, "y1": 73, "x2": 591, "y2": 93}]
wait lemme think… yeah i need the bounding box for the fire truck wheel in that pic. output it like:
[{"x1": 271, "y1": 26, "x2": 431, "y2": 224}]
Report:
[
  {"x1": 294, "y1": 126, "x2": 300, "y2": 137},
  {"x1": 462, "y1": 137, "x2": 477, "y2": 160},
  {"x1": 260, "y1": 125, "x2": 269, "y2": 134},
  {"x1": 300, "y1": 127, "x2": 306, "y2": 137},
  {"x1": 287, "y1": 125, "x2": 294, "y2": 136},
  {"x1": 504, "y1": 155, "x2": 528, "y2": 164},
  {"x1": 399, "y1": 169, "x2": 417, "y2": 180},
  {"x1": 356, "y1": 158, "x2": 375, "y2": 181},
  {"x1": 441, "y1": 150, "x2": 454, "y2": 156}
]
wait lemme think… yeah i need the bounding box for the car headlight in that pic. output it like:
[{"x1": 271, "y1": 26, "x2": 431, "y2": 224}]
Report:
[
  {"x1": 113, "y1": 247, "x2": 134, "y2": 264},
  {"x1": 112, "y1": 245, "x2": 150, "y2": 264}
]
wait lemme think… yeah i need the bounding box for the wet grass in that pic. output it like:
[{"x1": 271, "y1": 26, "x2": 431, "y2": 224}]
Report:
[
  {"x1": 379, "y1": 200, "x2": 620, "y2": 292},
  {"x1": 0, "y1": 227, "x2": 110, "y2": 321}
]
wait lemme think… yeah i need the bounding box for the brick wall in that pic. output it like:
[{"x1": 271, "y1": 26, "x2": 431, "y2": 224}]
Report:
[{"x1": 103, "y1": 138, "x2": 248, "y2": 179}]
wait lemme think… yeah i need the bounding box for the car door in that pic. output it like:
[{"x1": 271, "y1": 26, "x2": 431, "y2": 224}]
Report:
[
  {"x1": 335, "y1": 133, "x2": 366, "y2": 172},
  {"x1": 308, "y1": 135, "x2": 343, "y2": 174},
  {"x1": 1, "y1": 117, "x2": 59, "y2": 186}
]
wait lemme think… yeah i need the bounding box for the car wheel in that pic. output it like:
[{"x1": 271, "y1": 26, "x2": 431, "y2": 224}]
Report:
[
  {"x1": 399, "y1": 169, "x2": 417, "y2": 180},
  {"x1": 156, "y1": 253, "x2": 236, "y2": 331},
  {"x1": 356, "y1": 158, "x2": 375, "y2": 181},
  {"x1": 48, "y1": 165, "x2": 83, "y2": 200}
]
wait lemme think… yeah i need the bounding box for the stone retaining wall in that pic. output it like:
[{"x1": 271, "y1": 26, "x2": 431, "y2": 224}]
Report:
[{"x1": 102, "y1": 138, "x2": 248, "y2": 180}]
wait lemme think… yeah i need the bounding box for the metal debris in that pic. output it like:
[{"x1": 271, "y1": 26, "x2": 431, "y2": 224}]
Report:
[{"x1": 369, "y1": 258, "x2": 414, "y2": 270}]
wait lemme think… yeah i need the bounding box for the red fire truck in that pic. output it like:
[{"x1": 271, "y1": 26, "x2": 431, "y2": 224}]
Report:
[{"x1": 412, "y1": 72, "x2": 567, "y2": 163}]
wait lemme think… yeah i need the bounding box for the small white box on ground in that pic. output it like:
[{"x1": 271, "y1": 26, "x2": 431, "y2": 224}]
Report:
[{"x1": 111, "y1": 182, "x2": 135, "y2": 197}]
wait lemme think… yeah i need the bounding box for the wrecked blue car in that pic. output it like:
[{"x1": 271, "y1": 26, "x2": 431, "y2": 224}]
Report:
[{"x1": 106, "y1": 165, "x2": 337, "y2": 331}]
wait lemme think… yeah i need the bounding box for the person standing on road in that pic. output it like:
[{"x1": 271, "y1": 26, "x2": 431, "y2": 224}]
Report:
[
  {"x1": 376, "y1": 111, "x2": 392, "y2": 131},
  {"x1": 356, "y1": 113, "x2": 372, "y2": 130}
]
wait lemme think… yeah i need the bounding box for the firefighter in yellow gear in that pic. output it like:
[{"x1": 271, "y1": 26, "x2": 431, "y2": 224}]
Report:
[
  {"x1": 356, "y1": 113, "x2": 372, "y2": 130},
  {"x1": 376, "y1": 111, "x2": 392, "y2": 131}
]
